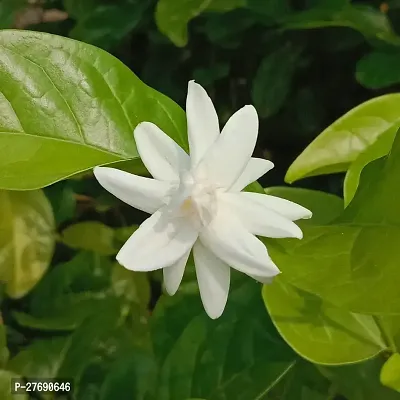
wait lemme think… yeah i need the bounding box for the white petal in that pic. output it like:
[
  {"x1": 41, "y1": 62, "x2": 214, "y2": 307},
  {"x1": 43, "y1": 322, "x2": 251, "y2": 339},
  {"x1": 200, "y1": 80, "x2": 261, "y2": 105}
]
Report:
[
  {"x1": 186, "y1": 81, "x2": 220, "y2": 166},
  {"x1": 163, "y1": 250, "x2": 190, "y2": 295},
  {"x1": 193, "y1": 241, "x2": 230, "y2": 319},
  {"x1": 220, "y1": 192, "x2": 304, "y2": 239},
  {"x1": 230, "y1": 158, "x2": 274, "y2": 192},
  {"x1": 240, "y1": 192, "x2": 311, "y2": 221},
  {"x1": 94, "y1": 167, "x2": 171, "y2": 214},
  {"x1": 117, "y1": 211, "x2": 198, "y2": 271},
  {"x1": 197, "y1": 105, "x2": 258, "y2": 189},
  {"x1": 134, "y1": 122, "x2": 190, "y2": 181},
  {"x1": 199, "y1": 209, "x2": 280, "y2": 279}
]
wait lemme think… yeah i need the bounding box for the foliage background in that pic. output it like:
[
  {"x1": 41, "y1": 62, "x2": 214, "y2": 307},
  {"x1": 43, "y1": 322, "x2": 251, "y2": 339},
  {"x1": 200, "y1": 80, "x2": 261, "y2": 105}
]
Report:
[{"x1": 1, "y1": 0, "x2": 400, "y2": 399}]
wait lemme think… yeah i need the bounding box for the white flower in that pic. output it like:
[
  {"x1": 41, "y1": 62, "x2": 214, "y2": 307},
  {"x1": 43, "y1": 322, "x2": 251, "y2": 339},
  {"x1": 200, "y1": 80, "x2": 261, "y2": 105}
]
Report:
[{"x1": 94, "y1": 81, "x2": 312, "y2": 319}]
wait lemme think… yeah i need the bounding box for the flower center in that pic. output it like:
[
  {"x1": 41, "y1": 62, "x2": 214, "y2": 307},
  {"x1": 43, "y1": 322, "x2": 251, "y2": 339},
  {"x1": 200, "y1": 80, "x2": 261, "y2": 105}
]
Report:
[{"x1": 167, "y1": 172, "x2": 218, "y2": 229}]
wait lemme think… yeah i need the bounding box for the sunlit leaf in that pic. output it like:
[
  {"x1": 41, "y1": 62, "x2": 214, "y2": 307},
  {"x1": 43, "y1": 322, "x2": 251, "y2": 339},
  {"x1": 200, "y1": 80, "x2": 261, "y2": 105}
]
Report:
[
  {"x1": 0, "y1": 30, "x2": 186, "y2": 190},
  {"x1": 263, "y1": 277, "x2": 384, "y2": 364},
  {"x1": 0, "y1": 190, "x2": 54, "y2": 298},
  {"x1": 344, "y1": 126, "x2": 397, "y2": 205},
  {"x1": 381, "y1": 353, "x2": 400, "y2": 392},
  {"x1": 270, "y1": 131, "x2": 400, "y2": 314},
  {"x1": 285, "y1": 94, "x2": 400, "y2": 183}
]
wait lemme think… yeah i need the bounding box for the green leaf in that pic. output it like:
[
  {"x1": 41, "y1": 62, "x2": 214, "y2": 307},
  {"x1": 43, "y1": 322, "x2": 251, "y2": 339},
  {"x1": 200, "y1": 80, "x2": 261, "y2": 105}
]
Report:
[
  {"x1": 269, "y1": 131, "x2": 400, "y2": 315},
  {"x1": 381, "y1": 353, "x2": 400, "y2": 392},
  {"x1": 61, "y1": 221, "x2": 117, "y2": 255},
  {"x1": 8, "y1": 337, "x2": 71, "y2": 379},
  {"x1": 344, "y1": 126, "x2": 397, "y2": 205},
  {"x1": 10, "y1": 300, "x2": 122, "y2": 386},
  {"x1": 68, "y1": 2, "x2": 149, "y2": 50},
  {"x1": 152, "y1": 279, "x2": 297, "y2": 400},
  {"x1": 320, "y1": 357, "x2": 400, "y2": 400},
  {"x1": 252, "y1": 42, "x2": 302, "y2": 119},
  {"x1": 285, "y1": 94, "x2": 400, "y2": 183},
  {"x1": 0, "y1": 30, "x2": 186, "y2": 190},
  {"x1": 44, "y1": 181, "x2": 77, "y2": 224},
  {"x1": 100, "y1": 351, "x2": 155, "y2": 400},
  {"x1": 357, "y1": 52, "x2": 400, "y2": 89},
  {"x1": 263, "y1": 277, "x2": 384, "y2": 365},
  {"x1": 282, "y1": 2, "x2": 400, "y2": 45},
  {"x1": 0, "y1": 370, "x2": 28, "y2": 400},
  {"x1": 264, "y1": 187, "x2": 343, "y2": 225},
  {"x1": 155, "y1": 0, "x2": 245, "y2": 46},
  {"x1": 267, "y1": 361, "x2": 331, "y2": 400},
  {"x1": 18, "y1": 252, "x2": 113, "y2": 330},
  {"x1": 0, "y1": 190, "x2": 55, "y2": 298}
]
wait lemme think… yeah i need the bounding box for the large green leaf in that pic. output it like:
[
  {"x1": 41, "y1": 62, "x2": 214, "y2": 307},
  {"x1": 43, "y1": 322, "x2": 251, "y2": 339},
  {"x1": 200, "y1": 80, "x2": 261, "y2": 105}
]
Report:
[
  {"x1": 0, "y1": 30, "x2": 186, "y2": 190},
  {"x1": 0, "y1": 190, "x2": 54, "y2": 298},
  {"x1": 152, "y1": 280, "x2": 297, "y2": 400},
  {"x1": 155, "y1": 0, "x2": 245, "y2": 47},
  {"x1": 356, "y1": 52, "x2": 400, "y2": 89},
  {"x1": 269, "y1": 131, "x2": 400, "y2": 314},
  {"x1": 285, "y1": 94, "x2": 400, "y2": 183},
  {"x1": 263, "y1": 277, "x2": 384, "y2": 365},
  {"x1": 252, "y1": 42, "x2": 302, "y2": 119}
]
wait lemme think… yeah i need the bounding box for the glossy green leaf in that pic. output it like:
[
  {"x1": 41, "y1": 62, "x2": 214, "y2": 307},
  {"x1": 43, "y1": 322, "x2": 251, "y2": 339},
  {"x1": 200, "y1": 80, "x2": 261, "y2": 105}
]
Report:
[
  {"x1": 152, "y1": 279, "x2": 296, "y2": 400},
  {"x1": 357, "y1": 52, "x2": 400, "y2": 89},
  {"x1": 155, "y1": 0, "x2": 245, "y2": 46},
  {"x1": 0, "y1": 30, "x2": 186, "y2": 190},
  {"x1": 269, "y1": 131, "x2": 400, "y2": 314},
  {"x1": 285, "y1": 94, "x2": 400, "y2": 183},
  {"x1": 0, "y1": 370, "x2": 28, "y2": 400},
  {"x1": 264, "y1": 187, "x2": 343, "y2": 225},
  {"x1": 320, "y1": 357, "x2": 400, "y2": 400},
  {"x1": 381, "y1": 353, "x2": 400, "y2": 392},
  {"x1": 252, "y1": 43, "x2": 302, "y2": 119},
  {"x1": 0, "y1": 190, "x2": 55, "y2": 298},
  {"x1": 282, "y1": 2, "x2": 400, "y2": 45},
  {"x1": 344, "y1": 126, "x2": 397, "y2": 205},
  {"x1": 263, "y1": 277, "x2": 384, "y2": 365},
  {"x1": 61, "y1": 221, "x2": 117, "y2": 255}
]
